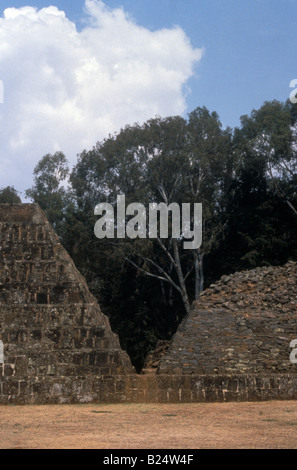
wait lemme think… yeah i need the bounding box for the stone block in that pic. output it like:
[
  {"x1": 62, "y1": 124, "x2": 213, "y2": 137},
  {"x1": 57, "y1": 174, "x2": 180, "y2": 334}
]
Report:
[{"x1": 15, "y1": 356, "x2": 28, "y2": 377}]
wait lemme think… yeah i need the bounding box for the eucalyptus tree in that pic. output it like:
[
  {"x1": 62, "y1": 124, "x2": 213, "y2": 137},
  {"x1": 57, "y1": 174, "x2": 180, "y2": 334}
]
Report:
[
  {"x1": 0, "y1": 186, "x2": 21, "y2": 203},
  {"x1": 25, "y1": 151, "x2": 72, "y2": 234},
  {"x1": 71, "y1": 109, "x2": 232, "y2": 315},
  {"x1": 234, "y1": 100, "x2": 297, "y2": 216}
]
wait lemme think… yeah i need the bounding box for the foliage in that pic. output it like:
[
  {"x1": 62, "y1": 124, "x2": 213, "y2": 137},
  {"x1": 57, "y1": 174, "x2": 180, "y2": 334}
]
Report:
[
  {"x1": 0, "y1": 186, "x2": 21, "y2": 203},
  {"x1": 25, "y1": 152, "x2": 74, "y2": 234},
  {"x1": 23, "y1": 101, "x2": 297, "y2": 370}
]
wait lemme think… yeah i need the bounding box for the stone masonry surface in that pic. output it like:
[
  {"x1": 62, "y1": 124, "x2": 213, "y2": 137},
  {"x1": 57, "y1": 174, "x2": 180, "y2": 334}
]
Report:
[
  {"x1": 0, "y1": 204, "x2": 134, "y2": 403},
  {"x1": 157, "y1": 261, "x2": 297, "y2": 376},
  {"x1": 0, "y1": 203, "x2": 297, "y2": 403}
]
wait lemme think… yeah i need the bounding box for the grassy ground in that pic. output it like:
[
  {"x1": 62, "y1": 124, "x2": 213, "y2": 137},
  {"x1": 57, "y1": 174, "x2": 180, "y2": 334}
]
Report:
[{"x1": 1, "y1": 401, "x2": 297, "y2": 449}]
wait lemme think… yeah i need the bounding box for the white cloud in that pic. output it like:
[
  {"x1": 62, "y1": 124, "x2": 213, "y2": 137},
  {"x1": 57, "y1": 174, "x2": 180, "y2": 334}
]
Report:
[{"x1": 0, "y1": 0, "x2": 202, "y2": 195}]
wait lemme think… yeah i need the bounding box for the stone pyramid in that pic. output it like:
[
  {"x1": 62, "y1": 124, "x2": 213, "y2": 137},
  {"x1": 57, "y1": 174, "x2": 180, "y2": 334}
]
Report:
[
  {"x1": 0, "y1": 204, "x2": 134, "y2": 403},
  {"x1": 157, "y1": 261, "x2": 297, "y2": 377},
  {"x1": 1, "y1": 203, "x2": 297, "y2": 403}
]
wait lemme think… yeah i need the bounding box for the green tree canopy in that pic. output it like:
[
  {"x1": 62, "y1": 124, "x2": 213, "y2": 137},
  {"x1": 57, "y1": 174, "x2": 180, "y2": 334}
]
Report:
[
  {"x1": 0, "y1": 186, "x2": 21, "y2": 203},
  {"x1": 26, "y1": 101, "x2": 297, "y2": 371},
  {"x1": 26, "y1": 152, "x2": 73, "y2": 234}
]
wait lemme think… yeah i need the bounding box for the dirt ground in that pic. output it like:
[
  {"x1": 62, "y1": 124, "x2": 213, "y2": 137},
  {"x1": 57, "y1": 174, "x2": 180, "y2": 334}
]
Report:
[{"x1": 0, "y1": 401, "x2": 297, "y2": 449}]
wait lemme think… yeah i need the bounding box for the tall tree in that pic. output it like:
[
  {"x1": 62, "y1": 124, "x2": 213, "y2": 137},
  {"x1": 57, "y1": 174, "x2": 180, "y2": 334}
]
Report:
[
  {"x1": 26, "y1": 152, "x2": 73, "y2": 234},
  {"x1": 208, "y1": 100, "x2": 297, "y2": 277},
  {"x1": 0, "y1": 186, "x2": 21, "y2": 203},
  {"x1": 71, "y1": 112, "x2": 232, "y2": 314},
  {"x1": 187, "y1": 107, "x2": 233, "y2": 296},
  {"x1": 235, "y1": 100, "x2": 297, "y2": 216},
  {"x1": 68, "y1": 110, "x2": 233, "y2": 369},
  {"x1": 27, "y1": 101, "x2": 297, "y2": 370}
]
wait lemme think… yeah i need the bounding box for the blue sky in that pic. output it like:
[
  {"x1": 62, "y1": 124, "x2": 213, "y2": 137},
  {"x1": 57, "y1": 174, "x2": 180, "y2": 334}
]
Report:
[
  {"x1": 0, "y1": 0, "x2": 296, "y2": 194},
  {"x1": 105, "y1": 0, "x2": 297, "y2": 128},
  {"x1": 4, "y1": 0, "x2": 297, "y2": 128}
]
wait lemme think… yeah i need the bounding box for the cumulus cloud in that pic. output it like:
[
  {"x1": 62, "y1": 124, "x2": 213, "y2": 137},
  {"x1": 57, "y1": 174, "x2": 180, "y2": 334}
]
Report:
[{"x1": 0, "y1": 0, "x2": 202, "y2": 193}]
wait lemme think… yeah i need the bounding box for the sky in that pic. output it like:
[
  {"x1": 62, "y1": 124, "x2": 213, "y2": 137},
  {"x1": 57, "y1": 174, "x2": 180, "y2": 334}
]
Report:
[{"x1": 0, "y1": 0, "x2": 296, "y2": 198}]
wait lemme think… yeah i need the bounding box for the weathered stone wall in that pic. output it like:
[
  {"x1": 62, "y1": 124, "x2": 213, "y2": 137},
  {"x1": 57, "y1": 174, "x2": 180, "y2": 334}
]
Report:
[
  {"x1": 157, "y1": 262, "x2": 297, "y2": 376},
  {"x1": 0, "y1": 204, "x2": 134, "y2": 404},
  {"x1": 1, "y1": 203, "x2": 297, "y2": 404},
  {"x1": 2, "y1": 373, "x2": 297, "y2": 404}
]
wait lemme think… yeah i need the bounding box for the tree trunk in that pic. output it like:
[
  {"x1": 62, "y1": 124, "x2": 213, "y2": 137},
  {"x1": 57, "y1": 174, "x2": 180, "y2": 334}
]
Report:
[
  {"x1": 172, "y1": 238, "x2": 191, "y2": 314},
  {"x1": 168, "y1": 284, "x2": 173, "y2": 306},
  {"x1": 194, "y1": 248, "x2": 204, "y2": 300}
]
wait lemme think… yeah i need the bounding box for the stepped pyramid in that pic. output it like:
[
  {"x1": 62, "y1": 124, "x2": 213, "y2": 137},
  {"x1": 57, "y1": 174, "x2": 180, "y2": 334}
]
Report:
[
  {"x1": 1, "y1": 202, "x2": 297, "y2": 403},
  {"x1": 0, "y1": 204, "x2": 134, "y2": 403},
  {"x1": 157, "y1": 261, "x2": 297, "y2": 377}
]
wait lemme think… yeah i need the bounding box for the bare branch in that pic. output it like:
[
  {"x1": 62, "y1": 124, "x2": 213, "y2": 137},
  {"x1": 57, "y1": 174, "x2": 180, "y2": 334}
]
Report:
[
  {"x1": 267, "y1": 161, "x2": 297, "y2": 216},
  {"x1": 124, "y1": 256, "x2": 182, "y2": 294},
  {"x1": 156, "y1": 237, "x2": 178, "y2": 269},
  {"x1": 124, "y1": 256, "x2": 168, "y2": 282},
  {"x1": 143, "y1": 256, "x2": 181, "y2": 292},
  {"x1": 184, "y1": 263, "x2": 194, "y2": 281},
  {"x1": 169, "y1": 174, "x2": 182, "y2": 201},
  {"x1": 280, "y1": 158, "x2": 296, "y2": 178}
]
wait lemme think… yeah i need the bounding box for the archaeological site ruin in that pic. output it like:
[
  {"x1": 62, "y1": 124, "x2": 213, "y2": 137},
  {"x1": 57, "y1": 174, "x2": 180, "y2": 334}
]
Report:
[{"x1": 0, "y1": 203, "x2": 297, "y2": 403}]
